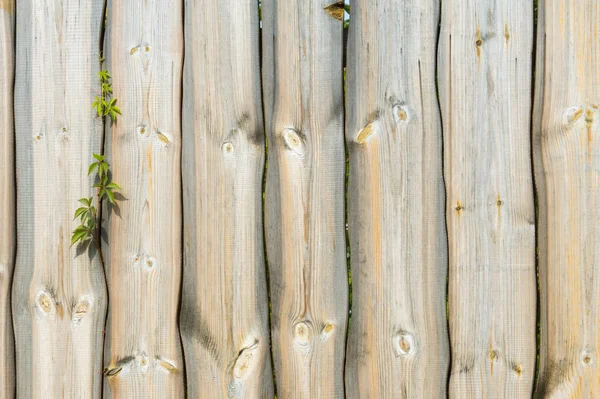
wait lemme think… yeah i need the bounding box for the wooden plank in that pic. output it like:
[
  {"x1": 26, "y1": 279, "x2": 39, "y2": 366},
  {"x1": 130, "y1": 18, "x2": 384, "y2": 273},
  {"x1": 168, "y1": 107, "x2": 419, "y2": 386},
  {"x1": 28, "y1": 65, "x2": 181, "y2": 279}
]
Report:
[
  {"x1": 343, "y1": 0, "x2": 449, "y2": 396},
  {"x1": 438, "y1": 0, "x2": 536, "y2": 396},
  {"x1": 0, "y1": 0, "x2": 14, "y2": 396},
  {"x1": 12, "y1": 0, "x2": 107, "y2": 397},
  {"x1": 261, "y1": 1, "x2": 348, "y2": 396},
  {"x1": 178, "y1": 1, "x2": 274, "y2": 397},
  {"x1": 534, "y1": 1, "x2": 600, "y2": 396},
  {"x1": 102, "y1": 1, "x2": 185, "y2": 396}
]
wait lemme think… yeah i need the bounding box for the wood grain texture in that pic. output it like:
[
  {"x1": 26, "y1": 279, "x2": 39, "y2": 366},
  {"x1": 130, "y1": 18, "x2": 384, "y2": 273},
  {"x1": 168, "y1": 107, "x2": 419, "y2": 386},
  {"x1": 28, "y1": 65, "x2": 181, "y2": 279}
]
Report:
[
  {"x1": 102, "y1": 1, "x2": 184, "y2": 397},
  {"x1": 534, "y1": 1, "x2": 600, "y2": 396},
  {"x1": 0, "y1": 1, "x2": 14, "y2": 396},
  {"x1": 179, "y1": 0, "x2": 274, "y2": 397},
  {"x1": 262, "y1": 0, "x2": 348, "y2": 397},
  {"x1": 344, "y1": 0, "x2": 449, "y2": 397},
  {"x1": 438, "y1": 1, "x2": 536, "y2": 397},
  {"x1": 12, "y1": 1, "x2": 107, "y2": 397}
]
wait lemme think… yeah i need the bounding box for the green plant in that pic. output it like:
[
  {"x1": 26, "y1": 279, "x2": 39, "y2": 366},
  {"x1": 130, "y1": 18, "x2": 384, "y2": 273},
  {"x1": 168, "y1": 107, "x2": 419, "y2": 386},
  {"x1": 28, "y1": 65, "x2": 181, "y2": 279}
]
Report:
[
  {"x1": 92, "y1": 54, "x2": 121, "y2": 122},
  {"x1": 71, "y1": 54, "x2": 122, "y2": 260}
]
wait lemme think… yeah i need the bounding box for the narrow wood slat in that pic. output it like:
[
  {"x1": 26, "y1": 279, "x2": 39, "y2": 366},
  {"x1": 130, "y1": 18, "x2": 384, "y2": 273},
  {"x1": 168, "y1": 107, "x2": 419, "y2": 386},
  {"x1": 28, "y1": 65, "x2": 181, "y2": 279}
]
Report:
[
  {"x1": 262, "y1": 0, "x2": 348, "y2": 397},
  {"x1": 12, "y1": 1, "x2": 107, "y2": 397},
  {"x1": 179, "y1": 0, "x2": 274, "y2": 397},
  {"x1": 102, "y1": 1, "x2": 185, "y2": 396},
  {"x1": 344, "y1": 0, "x2": 449, "y2": 396},
  {"x1": 534, "y1": 0, "x2": 600, "y2": 396},
  {"x1": 0, "y1": 1, "x2": 15, "y2": 396},
  {"x1": 438, "y1": 0, "x2": 537, "y2": 396}
]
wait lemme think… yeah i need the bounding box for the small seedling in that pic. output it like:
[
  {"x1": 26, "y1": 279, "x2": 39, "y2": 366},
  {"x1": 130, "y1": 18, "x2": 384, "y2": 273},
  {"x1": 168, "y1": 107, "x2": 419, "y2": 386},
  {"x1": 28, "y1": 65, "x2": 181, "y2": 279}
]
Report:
[
  {"x1": 92, "y1": 54, "x2": 121, "y2": 122},
  {"x1": 71, "y1": 53, "x2": 122, "y2": 264},
  {"x1": 71, "y1": 153, "x2": 121, "y2": 248}
]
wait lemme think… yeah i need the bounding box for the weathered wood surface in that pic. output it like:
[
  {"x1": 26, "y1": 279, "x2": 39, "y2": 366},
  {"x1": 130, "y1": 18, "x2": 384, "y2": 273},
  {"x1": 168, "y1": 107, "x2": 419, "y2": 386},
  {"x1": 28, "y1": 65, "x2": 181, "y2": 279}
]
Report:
[
  {"x1": 534, "y1": 1, "x2": 600, "y2": 396},
  {"x1": 12, "y1": 0, "x2": 107, "y2": 397},
  {"x1": 102, "y1": 1, "x2": 185, "y2": 396},
  {"x1": 262, "y1": 0, "x2": 348, "y2": 397},
  {"x1": 438, "y1": 1, "x2": 536, "y2": 397},
  {"x1": 344, "y1": 0, "x2": 449, "y2": 397},
  {"x1": 179, "y1": 0, "x2": 274, "y2": 397},
  {"x1": 0, "y1": 0, "x2": 14, "y2": 396}
]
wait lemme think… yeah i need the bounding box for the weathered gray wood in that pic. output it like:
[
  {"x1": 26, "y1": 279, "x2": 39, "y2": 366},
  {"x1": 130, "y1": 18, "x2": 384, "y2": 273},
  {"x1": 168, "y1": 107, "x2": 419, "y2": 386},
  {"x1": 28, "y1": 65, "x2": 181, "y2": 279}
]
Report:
[
  {"x1": 534, "y1": 1, "x2": 600, "y2": 396},
  {"x1": 179, "y1": 0, "x2": 274, "y2": 397},
  {"x1": 262, "y1": 0, "x2": 348, "y2": 396},
  {"x1": 102, "y1": 1, "x2": 185, "y2": 396},
  {"x1": 438, "y1": 1, "x2": 536, "y2": 397},
  {"x1": 0, "y1": 0, "x2": 14, "y2": 396},
  {"x1": 12, "y1": 1, "x2": 107, "y2": 397},
  {"x1": 344, "y1": 0, "x2": 449, "y2": 396}
]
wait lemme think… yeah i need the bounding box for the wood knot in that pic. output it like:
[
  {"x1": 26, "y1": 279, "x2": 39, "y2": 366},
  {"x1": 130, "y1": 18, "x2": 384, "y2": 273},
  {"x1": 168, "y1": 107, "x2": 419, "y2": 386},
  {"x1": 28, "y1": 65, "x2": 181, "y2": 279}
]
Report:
[
  {"x1": 489, "y1": 350, "x2": 499, "y2": 362},
  {"x1": 565, "y1": 106, "x2": 583, "y2": 125},
  {"x1": 393, "y1": 331, "x2": 415, "y2": 357},
  {"x1": 455, "y1": 201, "x2": 464, "y2": 213},
  {"x1": 582, "y1": 352, "x2": 593, "y2": 366},
  {"x1": 36, "y1": 291, "x2": 55, "y2": 314},
  {"x1": 157, "y1": 131, "x2": 172, "y2": 145},
  {"x1": 222, "y1": 142, "x2": 235, "y2": 154},
  {"x1": 282, "y1": 128, "x2": 305, "y2": 156},
  {"x1": 322, "y1": 322, "x2": 334, "y2": 335},
  {"x1": 513, "y1": 363, "x2": 522, "y2": 376},
  {"x1": 72, "y1": 297, "x2": 91, "y2": 323},
  {"x1": 232, "y1": 340, "x2": 260, "y2": 379},
  {"x1": 393, "y1": 104, "x2": 410, "y2": 124},
  {"x1": 294, "y1": 322, "x2": 312, "y2": 347},
  {"x1": 156, "y1": 357, "x2": 178, "y2": 373},
  {"x1": 585, "y1": 107, "x2": 595, "y2": 127},
  {"x1": 356, "y1": 123, "x2": 375, "y2": 144}
]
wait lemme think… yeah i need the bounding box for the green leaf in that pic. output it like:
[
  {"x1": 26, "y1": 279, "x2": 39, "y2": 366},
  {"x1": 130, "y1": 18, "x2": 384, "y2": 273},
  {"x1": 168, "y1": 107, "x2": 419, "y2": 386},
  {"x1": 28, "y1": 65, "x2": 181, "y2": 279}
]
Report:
[
  {"x1": 88, "y1": 162, "x2": 99, "y2": 176},
  {"x1": 74, "y1": 207, "x2": 88, "y2": 220},
  {"x1": 71, "y1": 229, "x2": 89, "y2": 247},
  {"x1": 106, "y1": 189, "x2": 115, "y2": 204},
  {"x1": 93, "y1": 153, "x2": 104, "y2": 161},
  {"x1": 99, "y1": 188, "x2": 106, "y2": 199},
  {"x1": 106, "y1": 182, "x2": 121, "y2": 190},
  {"x1": 78, "y1": 198, "x2": 91, "y2": 206}
]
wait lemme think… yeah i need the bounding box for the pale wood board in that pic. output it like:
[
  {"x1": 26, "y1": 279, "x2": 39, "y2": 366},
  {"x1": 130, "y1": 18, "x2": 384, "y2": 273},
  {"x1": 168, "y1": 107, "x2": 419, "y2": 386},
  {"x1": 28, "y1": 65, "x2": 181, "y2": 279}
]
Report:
[
  {"x1": 102, "y1": 1, "x2": 185, "y2": 396},
  {"x1": 0, "y1": 1, "x2": 14, "y2": 396},
  {"x1": 534, "y1": 0, "x2": 600, "y2": 396},
  {"x1": 262, "y1": 0, "x2": 348, "y2": 396},
  {"x1": 12, "y1": 0, "x2": 107, "y2": 397},
  {"x1": 438, "y1": 0, "x2": 537, "y2": 397},
  {"x1": 344, "y1": 0, "x2": 450, "y2": 397},
  {"x1": 179, "y1": 0, "x2": 274, "y2": 397}
]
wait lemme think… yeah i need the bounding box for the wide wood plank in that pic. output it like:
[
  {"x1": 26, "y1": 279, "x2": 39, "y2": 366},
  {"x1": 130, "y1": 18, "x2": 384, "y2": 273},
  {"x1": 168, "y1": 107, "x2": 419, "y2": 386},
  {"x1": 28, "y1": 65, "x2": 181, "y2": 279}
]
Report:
[
  {"x1": 0, "y1": 1, "x2": 14, "y2": 396},
  {"x1": 262, "y1": 0, "x2": 348, "y2": 397},
  {"x1": 179, "y1": 0, "x2": 274, "y2": 397},
  {"x1": 438, "y1": 1, "x2": 537, "y2": 397},
  {"x1": 102, "y1": 1, "x2": 185, "y2": 396},
  {"x1": 12, "y1": 1, "x2": 107, "y2": 397},
  {"x1": 344, "y1": 0, "x2": 449, "y2": 397},
  {"x1": 534, "y1": 1, "x2": 600, "y2": 396}
]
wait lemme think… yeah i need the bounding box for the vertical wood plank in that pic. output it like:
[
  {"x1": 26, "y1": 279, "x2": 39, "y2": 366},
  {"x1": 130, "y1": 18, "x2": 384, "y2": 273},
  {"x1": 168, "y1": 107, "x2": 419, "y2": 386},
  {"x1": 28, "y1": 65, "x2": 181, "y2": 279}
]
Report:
[
  {"x1": 344, "y1": 0, "x2": 449, "y2": 396},
  {"x1": 0, "y1": 0, "x2": 14, "y2": 396},
  {"x1": 262, "y1": 0, "x2": 348, "y2": 397},
  {"x1": 179, "y1": 0, "x2": 274, "y2": 397},
  {"x1": 102, "y1": 1, "x2": 185, "y2": 396},
  {"x1": 12, "y1": 1, "x2": 107, "y2": 397},
  {"x1": 438, "y1": 1, "x2": 536, "y2": 397},
  {"x1": 534, "y1": 1, "x2": 600, "y2": 396}
]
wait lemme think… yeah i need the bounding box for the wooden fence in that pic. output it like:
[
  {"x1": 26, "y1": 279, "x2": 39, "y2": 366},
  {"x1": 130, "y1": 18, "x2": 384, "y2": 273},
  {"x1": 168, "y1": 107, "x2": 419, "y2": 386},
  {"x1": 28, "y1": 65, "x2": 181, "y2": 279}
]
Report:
[{"x1": 0, "y1": 0, "x2": 599, "y2": 397}]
